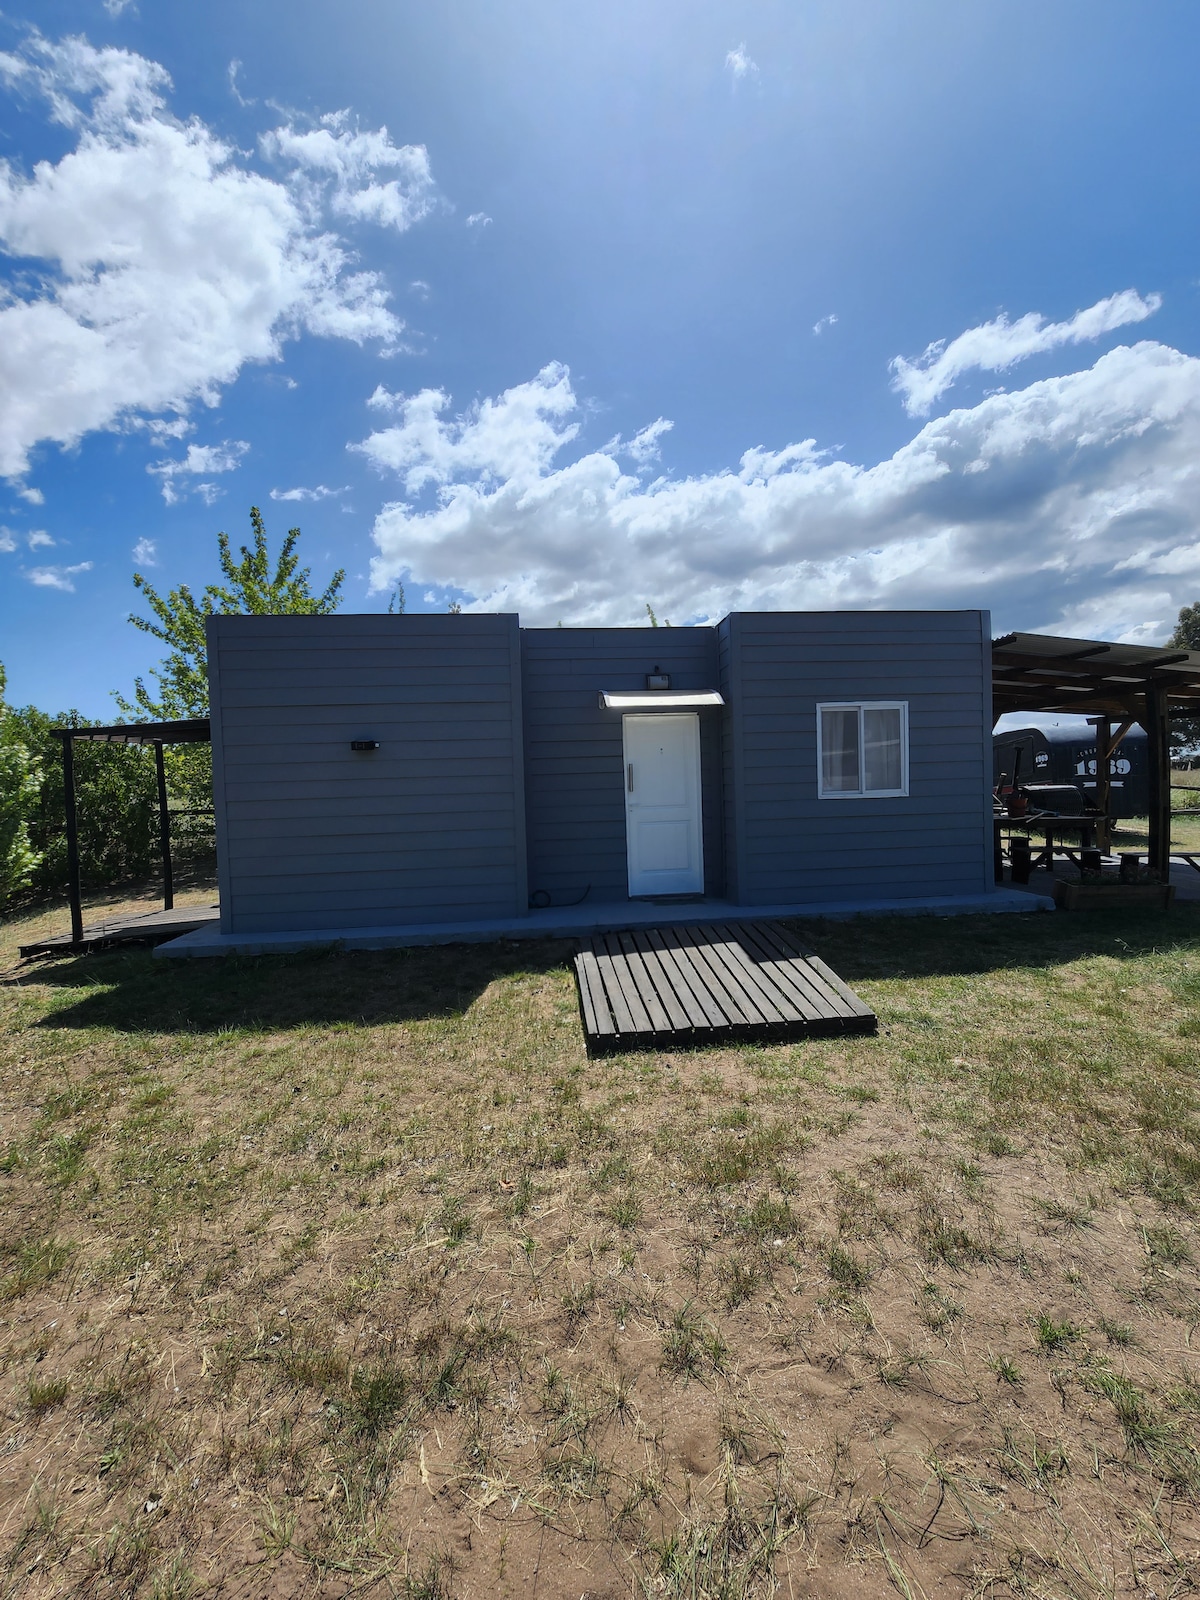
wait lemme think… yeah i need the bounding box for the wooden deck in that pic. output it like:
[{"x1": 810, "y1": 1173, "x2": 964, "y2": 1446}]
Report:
[
  {"x1": 19, "y1": 905, "x2": 220, "y2": 958},
  {"x1": 574, "y1": 920, "x2": 876, "y2": 1053}
]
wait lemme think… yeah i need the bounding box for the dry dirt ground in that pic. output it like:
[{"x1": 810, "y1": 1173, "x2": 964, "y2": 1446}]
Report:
[{"x1": 2, "y1": 888, "x2": 1200, "y2": 1598}]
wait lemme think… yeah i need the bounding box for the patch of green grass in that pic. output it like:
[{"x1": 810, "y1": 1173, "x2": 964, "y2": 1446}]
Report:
[
  {"x1": 27, "y1": 1375, "x2": 69, "y2": 1413},
  {"x1": 690, "y1": 1123, "x2": 791, "y2": 1188},
  {"x1": 133, "y1": 1084, "x2": 174, "y2": 1111},
  {"x1": 647, "y1": 1472, "x2": 809, "y2": 1599},
  {"x1": 436, "y1": 1197, "x2": 473, "y2": 1247},
  {"x1": 1000, "y1": 1428, "x2": 1070, "y2": 1489},
  {"x1": 592, "y1": 1153, "x2": 632, "y2": 1189},
  {"x1": 48, "y1": 1127, "x2": 92, "y2": 1185},
  {"x1": 827, "y1": 1244, "x2": 871, "y2": 1291},
  {"x1": 1034, "y1": 1314, "x2": 1082, "y2": 1352},
  {"x1": 607, "y1": 1191, "x2": 642, "y2": 1230},
  {"x1": 980, "y1": 1131, "x2": 1019, "y2": 1157},
  {"x1": 1142, "y1": 1222, "x2": 1192, "y2": 1267},
  {"x1": 340, "y1": 1360, "x2": 410, "y2": 1438},
  {"x1": 920, "y1": 1282, "x2": 963, "y2": 1331},
  {"x1": 1082, "y1": 1361, "x2": 1200, "y2": 1489},
  {"x1": 916, "y1": 1212, "x2": 992, "y2": 1269},
  {"x1": 1035, "y1": 1196, "x2": 1095, "y2": 1231},
  {"x1": 561, "y1": 1279, "x2": 597, "y2": 1332},
  {"x1": 718, "y1": 1256, "x2": 762, "y2": 1309},
  {"x1": 1, "y1": 1237, "x2": 74, "y2": 1301},
  {"x1": 661, "y1": 1305, "x2": 728, "y2": 1383},
  {"x1": 738, "y1": 1194, "x2": 801, "y2": 1242},
  {"x1": 1097, "y1": 1316, "x2": 1134, "y2": 1347}
]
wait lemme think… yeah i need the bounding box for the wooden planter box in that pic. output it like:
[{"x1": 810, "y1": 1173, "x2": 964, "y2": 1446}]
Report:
[{"x1": 1053, "y1": 879, "x2": 1176, "y2": 912}]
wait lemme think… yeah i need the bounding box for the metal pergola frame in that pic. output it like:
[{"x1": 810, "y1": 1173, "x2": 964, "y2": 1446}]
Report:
[
  {"x1": 993, "y1": 633, "x2": 1200, "y2": 877},
  {"x1": 51, "y1": 719, "x2": 211, "y2": 947}
]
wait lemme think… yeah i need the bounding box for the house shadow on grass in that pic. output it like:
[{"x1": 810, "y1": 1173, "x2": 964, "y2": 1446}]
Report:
[
  {"x1": 12, "y1": 904, "x2": 1200, "y2": 1038},
  {"x1": 14, "y1": 939, "x2": 577, "y2": 1035}
]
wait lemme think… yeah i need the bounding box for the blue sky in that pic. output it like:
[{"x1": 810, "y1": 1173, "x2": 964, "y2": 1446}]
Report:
[{"x1": 2, "y1": 0, "x2": 1199, "y2": 714}]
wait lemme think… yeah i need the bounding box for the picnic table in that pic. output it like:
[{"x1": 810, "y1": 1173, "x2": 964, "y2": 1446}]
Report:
[{"x1": 993, "y1": 812, "x2": 1111, "y2": 881}]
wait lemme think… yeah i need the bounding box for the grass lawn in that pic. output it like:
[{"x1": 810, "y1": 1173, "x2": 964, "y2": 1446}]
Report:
[{"x1": 2, "y1": 897, "x2": 1200, "y2": 1598}]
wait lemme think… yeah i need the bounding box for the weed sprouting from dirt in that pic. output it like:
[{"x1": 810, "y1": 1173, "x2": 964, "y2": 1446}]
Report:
[
  {"x1": 643, "y1": 1460, "x2": 810, "y2": 1600},
  {"x1": 1, "y1": 1236, "x2": 73, "y2": 1300},
  {"x1": 1034, "y1": 1314, "x2": 1082, "y2": 1352},
  {"x1": 661, "y1": 1304, "x2": 729, "y2": 1382},
  {"x1": 826, "y1": 1243, "x2": 871, "y2": 1290}
]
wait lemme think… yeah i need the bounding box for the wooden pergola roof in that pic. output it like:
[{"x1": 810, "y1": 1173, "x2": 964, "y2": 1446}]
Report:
[
  {"x1": 992, "y1": 631, "x2": 1200, "y2": 880},
  {"x1": 51, "y1": 718, "x2": 210, "y2": 746},
  {"x1": 993, "y1": 633, "x2": 1200, "y2": 719},
  {"x1": 49, "y1": 718, "x2": 212, "y2": 948}
]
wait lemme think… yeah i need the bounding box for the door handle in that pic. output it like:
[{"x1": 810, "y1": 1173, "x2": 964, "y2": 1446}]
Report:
[{"x1": 627, "y1": 763, "x2": 634, "y2": 793}]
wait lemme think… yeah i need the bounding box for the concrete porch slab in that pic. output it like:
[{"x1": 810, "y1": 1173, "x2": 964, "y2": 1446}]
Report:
[{"x1": 153, "y1": 886, "x2": 1052, "y2": 959}]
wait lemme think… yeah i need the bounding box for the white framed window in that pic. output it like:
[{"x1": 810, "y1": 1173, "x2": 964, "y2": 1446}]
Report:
[{"x1": 817, "y1": 702, "x2": 909, "y2": 798}]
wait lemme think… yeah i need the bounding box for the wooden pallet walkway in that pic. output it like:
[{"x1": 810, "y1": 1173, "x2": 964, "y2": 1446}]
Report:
[
  {"x1": 19, "y1": 905, "x2": 219, "y2": 958},
  {"x1": 574, "y1": 920, "x2": 875, "y2": 1053}
]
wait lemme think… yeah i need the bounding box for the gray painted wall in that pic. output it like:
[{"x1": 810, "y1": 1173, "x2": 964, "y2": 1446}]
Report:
[
  {"x1": 206, "y1": 608, "x2": 993, "y2": 933},
  {"x1": 720, "y1": 611, "x2": 993, "y2": 904},
  {"x1": 521, "y1": 628, "x2": 725, "y2": 904},
  {"x1": 206, "y1": 613, "x2": 526, "y2": 932}
]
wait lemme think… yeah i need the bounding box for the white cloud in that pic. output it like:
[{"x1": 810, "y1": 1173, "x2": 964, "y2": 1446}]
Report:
[
  {"x1": 624, "y1": 417, "x2": 673, "y2": 466},
  {"x1": 812, "y1": 313, "x2": 838, "y2": 336},
  {"x1": 262, "y1": 111, "x2": 435, "y2": 233},
  {"x1": 104, "y1": 0, "x2": 136, "y2": 15},
  {"x1": 466, "y1": 211, "x2": 492, "y2": 228},
  {"x1": 148, "y1": 439, "x2": 249, "y2": 503},
  {"x1": 26, "y1": 561, "x2": 92, "y2": 590},
  {"x1": 725, "y1": 43, "x2": 758, "y2": 80},
  {"x1": 227, "y1": 59, "x2": 253, "y2": 107},
  {"x1": 269, "y1": 483, "x2": 349, "y2": 501},
  {"x1": 0, "y1": 35, "x2": 434, "y2": 481},
  {"x1": 364, "y1": 342, "x2": 1200, "y2": 643},
  {"x1": 137, "y1": 415, "x2": 191, "y2": 444},
  {"x1": 890, "y1": 289, "x2": 1162, "y2": 416},
  {"x1": 26, "y1": 530, "x2": 53, "y2": 548},
  {"x1": 0, "y1": 527, "x2": 15, "y2": 553},
  {"x1": 357, "y1": 365, "x2": 579, "y2": 493},
  {"x1": 132, "y1": 536, "x2": 156, "y2": 564}
]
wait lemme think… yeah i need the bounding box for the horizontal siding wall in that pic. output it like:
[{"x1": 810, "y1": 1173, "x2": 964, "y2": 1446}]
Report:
[
  {"x1": 727, "y1": 611, "x2": 992, "y2": 904},
  {"x1": 521, "y1": 628, "x2": 723, "y2": 903},
  {"x1": 717, "y1": 617, "x2": 740, "y2": 904},
  {"x1": 207, "y1": 614, "x2": 526, "y2": 933}
]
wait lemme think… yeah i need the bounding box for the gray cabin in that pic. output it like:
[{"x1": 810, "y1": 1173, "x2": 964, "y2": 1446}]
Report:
[{"x1": 205, "y1": 608, "x2": 995, "y2": 935}]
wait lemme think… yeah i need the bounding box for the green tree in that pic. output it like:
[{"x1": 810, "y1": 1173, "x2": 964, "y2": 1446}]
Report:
[
  {"x1": 0, "y1": 663, "x2": 42, "y2": 903},
  {"x1": 1169, "y1": 603, "x2": 1200, "y2": 761},
  {"x1": 119, "y1": 505, "x2": 346, "y2": 721},
  {"x1": 115, "y1": 507, "x2": 346, "y2": 850},
  {"x1": 2, "y1": 699, "x2": 158, "y2": 904}
]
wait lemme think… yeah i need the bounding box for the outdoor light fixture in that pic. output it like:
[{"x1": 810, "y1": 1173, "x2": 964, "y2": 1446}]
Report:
[
  {"x1": 350, "y1": 740, "x2": 379, "y2": 751},
  {"x1": 645, "y1": 672, "x2": 671, "y2": 689}
]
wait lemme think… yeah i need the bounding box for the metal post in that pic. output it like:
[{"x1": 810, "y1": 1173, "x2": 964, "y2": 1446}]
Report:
[
  {"x1": 154, "y1": 741, "x2": 173, "y2": 912},
  {"x1": 1145, "y1": 685, "x2": 1173, "y2": 881},
  {"x1": 61, "y1": 734, "x2": 83, "y2": 946}
]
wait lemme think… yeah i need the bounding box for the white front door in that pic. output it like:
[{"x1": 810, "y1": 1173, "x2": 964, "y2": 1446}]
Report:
[{"x1": 623, "y1": 713, "x2": 704, "y2": 897}]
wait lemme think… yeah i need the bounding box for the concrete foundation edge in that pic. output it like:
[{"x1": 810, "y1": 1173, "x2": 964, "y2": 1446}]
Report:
[{"x1": 153, "y1": 888, "x2": 1053, "y2": 959}]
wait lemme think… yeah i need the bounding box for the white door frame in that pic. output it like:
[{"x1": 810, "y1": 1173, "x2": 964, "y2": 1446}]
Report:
[{"x1": 622, "y1": 712, "x2": 704, "y2": 897}]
